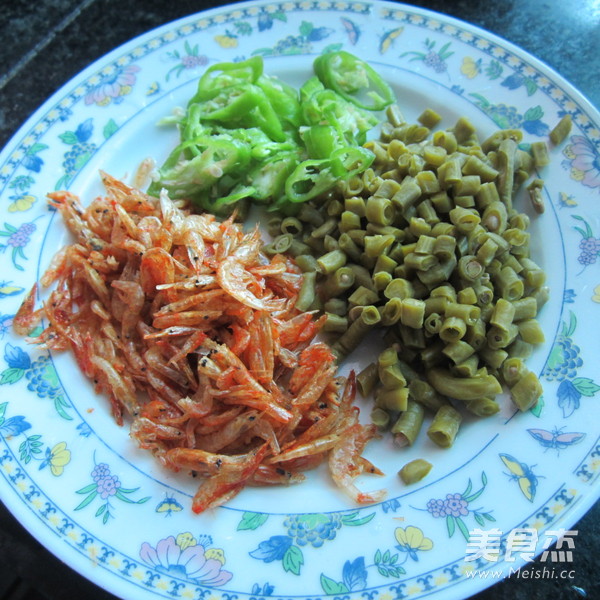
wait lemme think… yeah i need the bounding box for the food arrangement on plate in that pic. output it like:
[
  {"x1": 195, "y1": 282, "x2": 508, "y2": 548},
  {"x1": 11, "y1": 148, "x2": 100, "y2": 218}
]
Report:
[
  {"x1": 1, "y1": 3, "x2": 599, "y2": 600},
  {"x1": 13, "y1": 51, "x2": 564, "y2": 511}
]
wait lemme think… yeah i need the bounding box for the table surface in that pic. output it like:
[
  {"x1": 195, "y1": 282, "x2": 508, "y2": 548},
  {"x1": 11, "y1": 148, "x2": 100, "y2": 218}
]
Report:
[{"x1": 0, "y1": 1, "x2": 598, "y2": 599}]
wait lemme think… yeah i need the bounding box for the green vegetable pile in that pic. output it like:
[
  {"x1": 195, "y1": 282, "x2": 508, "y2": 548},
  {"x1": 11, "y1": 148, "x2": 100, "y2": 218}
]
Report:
[{"x1": 148, "y1": 52, "x2": 394, "y2": 214}]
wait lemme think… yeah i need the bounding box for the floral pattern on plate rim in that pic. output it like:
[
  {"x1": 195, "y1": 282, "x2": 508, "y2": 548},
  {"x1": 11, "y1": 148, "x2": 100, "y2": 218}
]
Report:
[{"x1": 0, "y1": 2, "x2": 599, "y2": 600}]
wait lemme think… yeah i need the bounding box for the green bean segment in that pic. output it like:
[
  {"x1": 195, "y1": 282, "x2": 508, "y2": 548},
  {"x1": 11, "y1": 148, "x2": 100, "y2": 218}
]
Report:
[
  {"x1": 268, "y1": 99, "x2": 548, "y2": 452},
  {"x1": 427, "y1": 405, "x2": 462, "y2": 448},
  {"x1": 399, "y1": 458, "x2": 432, "y2": 484}
]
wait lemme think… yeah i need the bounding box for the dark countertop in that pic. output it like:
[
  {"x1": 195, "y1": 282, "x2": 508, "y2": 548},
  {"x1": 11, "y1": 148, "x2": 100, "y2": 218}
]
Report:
[{"x1": 0, "y1": 1, "x2": 598, "y2": 600}]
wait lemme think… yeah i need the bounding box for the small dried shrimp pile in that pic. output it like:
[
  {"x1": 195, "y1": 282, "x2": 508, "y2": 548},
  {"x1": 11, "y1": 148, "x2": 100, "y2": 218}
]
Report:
[{"x1": 14, "y1": 173, "x2": 385, "y2": 512}]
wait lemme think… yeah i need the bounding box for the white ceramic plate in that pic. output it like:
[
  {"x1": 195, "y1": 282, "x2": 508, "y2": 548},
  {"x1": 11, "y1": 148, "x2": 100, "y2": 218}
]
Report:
[{"x1": 0, "y1": 2, "x2": 599, "y2": 599}]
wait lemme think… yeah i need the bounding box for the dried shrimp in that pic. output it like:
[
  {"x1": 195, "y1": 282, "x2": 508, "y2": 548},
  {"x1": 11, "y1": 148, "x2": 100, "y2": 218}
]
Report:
[{"x1": 15, "y1": 173, "x2": 384, "y2": 512}]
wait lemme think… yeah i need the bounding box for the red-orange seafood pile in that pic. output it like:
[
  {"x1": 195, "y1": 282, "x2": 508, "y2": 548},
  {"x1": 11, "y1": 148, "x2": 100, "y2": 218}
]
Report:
[{"x1": 14, "y1": 173, "x2": 385, "y2": 512}]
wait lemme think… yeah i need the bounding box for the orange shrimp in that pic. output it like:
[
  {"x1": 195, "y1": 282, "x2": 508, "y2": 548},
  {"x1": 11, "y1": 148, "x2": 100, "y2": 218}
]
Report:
[
  {"x1": 217, "y1": 257, "x2": 286, "y2": 312},
  {"x1": 266, "y1": 433, "x2": 340, "y2": 464},
  {"x1": 289, "y1": 342, "x2": 336, "y2": 394},
  {"x1": 251, "y1": 464, "x2": 305, "y2": 486},
  {"x1": 14, "y1": 176, "x2": 385, "y2": 514},
  {"x1": 13, "y1": 284, "x2": 44, "y2": 336},
  {"x1": 161, "y1": 446, "x2": 259, "y2": 476},
  {"x1": 191, "y1": 444, "x2": 267, "y2": 513},
  {"x1": 328, "y1": 423, "x2": 386, "y2": 505},
  {"x1": 140, "y1": 247, "x2": 175, "y2": 298}
]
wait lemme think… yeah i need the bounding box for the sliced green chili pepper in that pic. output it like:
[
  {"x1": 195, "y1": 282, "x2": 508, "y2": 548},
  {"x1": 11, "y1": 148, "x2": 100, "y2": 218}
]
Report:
[
  {"x1": 148, "y1": 136, "x2": 251, "y2": 200},
  {"x1": 256, "y1": 75, "x2": 302, "y2": 131},
  {"x1": 200, "y1": 84, "x2": 286, "y2": 142},
  {"x1": 313, "y1": 51, "x2": 394, "y2": 111},
  {"x1": 285, "y1": 158, "x2": 338, "y2": 203},
  {"x1": 191, "y1": 55, "x2": 263, "y2": 102},
  {"x1": 330, "y1": 146, "x2": 375, "y2": 178}
]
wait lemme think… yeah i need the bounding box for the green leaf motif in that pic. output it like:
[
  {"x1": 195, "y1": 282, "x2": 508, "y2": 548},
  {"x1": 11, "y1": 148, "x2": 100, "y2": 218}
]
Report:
[
  {"x1": 322, "y1": 42, "x2": 343, "y2": 54},
  {"x1": 320, "y1": 574, "x2": 348, "y2": 594},
  {"x1": 115, "y1": 490, "x2": 138, "y2": 503},
  {"x1": 74, "y1": 152, "x2": 91, "y2": 171},
  {"x1": 389, "y1": 565, "x2": 406, "y2": 577},
  {"x1": 573, "y1": 378, "x2": 600, "y2": 397},
  {"x1": 462, "y1": 478, "x2": 473, "y2": 498},
  {"x1": 54, "y1": 395, "x2": 73, "y2": 421},
  {"x1": 0, "y1": 402, "x2": 6, "y2": 425},
  {"x1": 234, "y1": 21, "x2": 253, "y2": 36},
  {"x1": 530, "y1": 395, "x2": 544, "y2": 417},
  {"x1": 237, "y1": 511, "x2": 268, "y2": 531},
  {"x1": 469, "y1": 93, "x2": 491, "y2": 109},
  {"x1": 59, "y1": 131, "x2": 79, "y2": 145},
  {"x1": 299, "y1": 514, "x2": 329, "y2": 529},
  {"x1": 485, "y1": 60, "x2": 503, "y2": 80},
  {"x1": 299, "y1": 20, "x2": 313, "y2": 38},
  {"x1": 103, "y1": 119, "x2": 118, "y2": 139},
  {"x1": 342, "y1": 511, "x2": 375, "y2": 527},
  {"x1": 76, "y1": 483, "x2": 98, "y2": 494},
  {"x1": 28, "y1": 326, "x2": 44, "y2": 338},
  {"x1": 456, "y1": 517, "x2": 470, "y2": 541},
  {"x1": 566, "y1": 311, "x2": 577, "y2": 337},
  {"x1": 446, "y1": 514, "x2": 456, "y2": 537},
  {"x1": 437, "y1": 41, "x2": 453, "y2": 59},
  {"x1": 27, "y1": 143, "x2": 48, "y2": 155},
  {"x1": 546, "y1": 344, "x2": 564, "y2": 371},
  {"x1": 523, "y1": 105, "x2": 544, "y2": 121},
  {"x1": 524, "y1": 78, "x2": 538, "y2": 96},
  {"x1": 571, "y1": 215, "x2": 593, "y2": 238},
  {"x1": 75, "y1": 491, "x2": 98, "y2": 511},
  {"x1": 282, "y1": 545, "x2": 304, "y2": 575},
  {"x1": 0, "y1": 368, "x2": 25, "y2": 385}
]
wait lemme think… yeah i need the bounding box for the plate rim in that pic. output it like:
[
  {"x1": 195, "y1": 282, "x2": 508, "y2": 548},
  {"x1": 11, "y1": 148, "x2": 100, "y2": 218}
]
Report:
[{"x1": 0, "y1": 2, "x2": 599, "y2": 600}]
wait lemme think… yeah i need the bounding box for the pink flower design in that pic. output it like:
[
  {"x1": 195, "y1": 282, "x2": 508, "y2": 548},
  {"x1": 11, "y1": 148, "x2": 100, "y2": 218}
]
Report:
[
  {"x1": 443, "y1": 492, "x2": 469, "y2": 517},
  {"x1": 140, "y1": 536, "x2": 233, "y2": 587},
  {"x1": 85, "y1": 65, "x2": 141, "y2": 106},
  {"x1": 563, "y1": 135, "x2": 600, "y2": 190}
]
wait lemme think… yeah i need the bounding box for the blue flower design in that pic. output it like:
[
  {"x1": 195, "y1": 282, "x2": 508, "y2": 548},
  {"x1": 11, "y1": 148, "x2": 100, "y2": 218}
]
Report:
[
  {"x1": 307, "y1": 27, "x2": 333, "y2": 42},
  {"x1": 0, "y1": 415, "x2": 32, "y2": 437},
  {"x1": 4, "y1": 344, "x2": 31, "y2": 370},
  {"x1": 557, "y1": 379, "x2": 581, "y2": 418},
  {"x1": 75, "y1": 119, "x2": 93, "y2": 143},
  {"x1": 342, "y1": 557, "x2": 367, "y2": 591},
  {"x1": 251, "y1": 582, "x2": 274, "y2": 596},
  {"x1": 249, "y1": 536, "x2": 293, "y2": 562},
  {"x1": 523, "y1": 119, "x2": 550, "y2": 136},
  {"x1": 58, "y1": 107, "x2": 72, "y2": 121},
  {"x1": 381, "y1": 498, "x2": 401, "y2": 513},
  {"x1": 77, "y1": 422, "x2": 93, "y2": 437},
  {"x1": 501, "y1": 73, "x2": 524, "y2": 90},
  {"x1": 22, "y1": 155, "x2": 43, "y2": 173}
]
